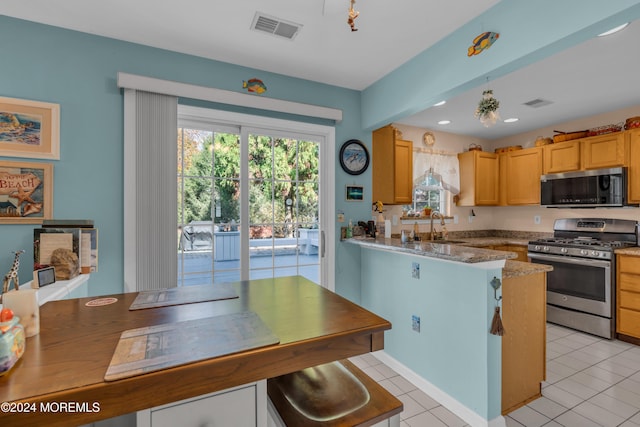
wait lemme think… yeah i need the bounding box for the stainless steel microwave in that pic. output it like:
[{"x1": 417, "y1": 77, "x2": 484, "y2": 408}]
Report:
[{"x1": 540, "y1": 167, "x2": 631, "y2": 208}]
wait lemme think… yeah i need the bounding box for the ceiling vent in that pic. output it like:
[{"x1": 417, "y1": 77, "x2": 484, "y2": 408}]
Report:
[
  {"x1": 251, "y1": 12, "x2": 302, "y2": 40},
  {"x1": 523, "y1": 98, "x2": 554, "y2": 108}
]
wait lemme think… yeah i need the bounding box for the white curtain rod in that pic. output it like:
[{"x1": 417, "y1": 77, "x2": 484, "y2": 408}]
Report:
[{"x1": 413, "y1": 146, "x2": 457, "y2": 156}]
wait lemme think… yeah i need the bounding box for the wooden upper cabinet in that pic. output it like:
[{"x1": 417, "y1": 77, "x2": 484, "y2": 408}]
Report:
[
  {"x1": 506, "y1": 147, "x2": 542, "y2": 205},
  {"x1": 498, "y1": 153, "x2": 508, "y2": 206},
  {"x1": 543, "y1": 140, "x2": 581, "y2": 174},
  {"x1": 457, "y1": 150, "x2": 499, "y2": 206},
  {"x1": 627, "y1": 129, "x2": 640, "y2": 204},
  {"x1": 581, "y1": 132, "x2": 626, "y2": 170},
  {"x1": 372, "y1": 125, "x2": 413, "y2": 204},
  {"x1": 393, "y1": 139, "x2": 413, "y2": 204}
]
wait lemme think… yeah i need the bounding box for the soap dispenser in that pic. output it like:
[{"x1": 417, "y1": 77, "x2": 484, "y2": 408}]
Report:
[
  {"x1": 376, "y1": 213, "x2": 385, "y2": 237},
  {"x1": 413, "y1": 222, "x2": 420, "y2": 241}
]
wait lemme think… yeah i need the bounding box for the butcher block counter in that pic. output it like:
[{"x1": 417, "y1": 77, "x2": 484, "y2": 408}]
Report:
[{"x1": 0, "y1": 276, "x2": 391, "y2": 427}]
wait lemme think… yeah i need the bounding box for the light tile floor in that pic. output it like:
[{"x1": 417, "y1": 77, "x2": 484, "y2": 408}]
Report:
[{"x1": 349, "y1": 323, "x2": 640, "y2": 427}]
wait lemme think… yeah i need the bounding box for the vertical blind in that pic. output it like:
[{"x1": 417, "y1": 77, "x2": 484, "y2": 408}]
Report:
[
  {"x1": 125, "y1": 90, "x2": 178, "y2": 291},
  {"x1": 120, "y1": 74, "x2": 338, "y2": 292}
]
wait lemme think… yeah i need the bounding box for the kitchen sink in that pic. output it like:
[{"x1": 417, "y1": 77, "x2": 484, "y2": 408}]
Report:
[{"x1": 421, "y1": 239, "x2": 466, "y2": 244}]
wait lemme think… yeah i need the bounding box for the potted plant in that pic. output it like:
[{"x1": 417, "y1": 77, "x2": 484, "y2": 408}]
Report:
[{"x1": 475, "y1": 90, "x2": 500, "y2": 127}]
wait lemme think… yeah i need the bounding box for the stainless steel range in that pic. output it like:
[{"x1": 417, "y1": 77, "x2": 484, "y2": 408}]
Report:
[{"x1": 528, "y1": 218, "x2": 638, "y2": 339}]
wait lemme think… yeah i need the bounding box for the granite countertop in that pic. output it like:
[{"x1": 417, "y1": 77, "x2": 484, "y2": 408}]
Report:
[
  {"x1": 345, "y1": 236, "x2": 517, "y2": 264},
  {"x1": 615, "y1": 247, "x2": 640, "y2": 256},
  {"x1": 503, "y1": 260, "x2": 553, "y2": 278},
  {"x1": 345, "y1": 234, "x2": 553, "y2": 276}
]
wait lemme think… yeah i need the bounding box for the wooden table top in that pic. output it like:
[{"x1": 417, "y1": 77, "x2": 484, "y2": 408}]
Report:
[{"x1": 0, "y1": 276, "x2": 391, "y2": 427}]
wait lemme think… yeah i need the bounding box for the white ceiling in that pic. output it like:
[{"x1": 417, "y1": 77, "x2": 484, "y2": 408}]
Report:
[
  {"x1": 0, "y1": 0, "x2": 498, "y2": 90},
  {"x1": 1, "y1": 0, "x2": 638, "y2": 140},
  {"x1": 397, "y1": 20, "x2": 640, "y2": 140}
]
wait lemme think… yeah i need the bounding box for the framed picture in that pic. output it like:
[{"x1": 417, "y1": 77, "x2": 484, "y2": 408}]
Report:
[
  {"x1": 0, "y1": 160, "x2": 53, "y2": 224},
  {"x1": 0, "y1": 96, "x2": 60, "y2": 160},
  {"x1": 346, "y1": 185, "x2": 364, "y2": 201}
]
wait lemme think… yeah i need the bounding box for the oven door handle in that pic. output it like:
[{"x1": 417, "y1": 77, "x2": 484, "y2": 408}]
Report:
[{"x1": 528, "y1": 252, "x2": 611, "y2": 268}]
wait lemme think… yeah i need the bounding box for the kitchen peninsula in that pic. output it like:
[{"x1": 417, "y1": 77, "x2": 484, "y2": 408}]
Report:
[
  {"x1": 345, "y1": 236, "x2": 551, "y2": 426},
  {"x1": 0, "y1": 276, "x2": 391, "y2": 427}
]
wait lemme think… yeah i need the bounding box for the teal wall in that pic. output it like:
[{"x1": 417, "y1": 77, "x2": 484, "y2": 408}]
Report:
[
  {"x1": 3, "y1": 2, "x2": 640, "y2": 298},
  {"x1": 0, "y1": 16, "x2": 369, "y2": 297},
  {"x1": 360, "y1": 248, "x2": 503, "y2": 420},
  {"x1": 362, "y1": 0, "x2": 640, "y2": 131}
]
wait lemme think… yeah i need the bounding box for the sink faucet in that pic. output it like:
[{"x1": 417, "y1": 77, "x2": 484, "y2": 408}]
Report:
[{"x1": 430, "y1": 211, "x2": 446, "y2": 240}]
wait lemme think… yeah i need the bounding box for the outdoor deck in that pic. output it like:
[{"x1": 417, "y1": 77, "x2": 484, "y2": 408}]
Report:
[{"x1": 177, "y1": 247, "x2": 320, "y2": 286}]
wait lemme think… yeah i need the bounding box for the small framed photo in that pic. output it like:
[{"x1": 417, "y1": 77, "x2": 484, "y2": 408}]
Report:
[
  {"x1": 345, "y1": 185, "x2": 364, "y2": 201},
  {"x1": 32, "y1": 266, "x2": 56, "y2": 288}
]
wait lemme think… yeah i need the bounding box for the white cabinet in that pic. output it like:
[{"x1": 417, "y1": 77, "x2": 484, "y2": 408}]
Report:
[{"x1": 138, "y1": 381, "x2": 267, "y2": 427}]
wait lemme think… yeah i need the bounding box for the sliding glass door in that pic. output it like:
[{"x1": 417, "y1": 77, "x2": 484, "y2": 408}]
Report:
[
  {"x1": 246, "y1": 131, "x2": 320, "y2": 281},
  {"x1": 178, "y1": 125, "x2": 241, "y2": 285},
  {"x1": 177, "y1": 107, "x2": 333, "y2": 289}
]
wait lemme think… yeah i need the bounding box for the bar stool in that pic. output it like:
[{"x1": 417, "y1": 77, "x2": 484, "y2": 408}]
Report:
[{"x1": 267, "y1": 359, "x2": 403, "y2": 427}]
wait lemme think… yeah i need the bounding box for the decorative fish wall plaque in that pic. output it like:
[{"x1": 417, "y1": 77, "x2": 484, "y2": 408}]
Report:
[
  {"x1": 242, "y1": 78, "x2": 267, "y2": 94},
  {"x1": 468, "y1": 32, "x2": 500, "y2": 56}
]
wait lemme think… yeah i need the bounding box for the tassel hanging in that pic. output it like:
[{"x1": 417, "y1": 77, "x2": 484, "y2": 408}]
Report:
[
  {"x1": 490, "y1": 306, "x2": 505, "y2": 336},
  {"x1": 489, "y1": 276, "x2": 505, "y2": 336}
]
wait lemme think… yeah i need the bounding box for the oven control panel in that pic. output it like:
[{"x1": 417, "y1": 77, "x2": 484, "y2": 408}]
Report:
[{"x1": 528, "y1": 244, "x2": 612, "y2": 259}]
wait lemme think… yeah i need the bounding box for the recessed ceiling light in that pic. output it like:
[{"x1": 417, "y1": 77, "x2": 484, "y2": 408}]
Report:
[
  {"x1": 598, "y1": 23, "x2": 628, "y2": 37},
  {"x1": 504, "y1": 118, "x2": 519, "y2": 123},
  {"x1": 433, "y1": 100, "x2": 446, "y2": 107},
  {"x1": 438, "y1": 120, "x2": 451, "y2": 125}
]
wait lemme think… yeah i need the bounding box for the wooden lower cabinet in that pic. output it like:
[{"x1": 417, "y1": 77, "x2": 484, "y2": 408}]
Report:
[
  {"x1": 616, "y1": 254, "x2": 640, "y2": 342},
  {"x1": 480, "y1": 244, "x2": 529, "y2": 262},
  {"x1": 494, "y1": 244, "x2": 529, "y2": 262},
  {"x1": 502, "y1": 271, "x2": 546, "y2": 414}
]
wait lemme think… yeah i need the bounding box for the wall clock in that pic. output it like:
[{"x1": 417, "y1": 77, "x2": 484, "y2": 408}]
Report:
[
  {"x1": 339, "y1": 139, "x2": 369, "y2": 175},
  {"x1": 423, "y1": 131, "x2": 436, "y2": 147}
]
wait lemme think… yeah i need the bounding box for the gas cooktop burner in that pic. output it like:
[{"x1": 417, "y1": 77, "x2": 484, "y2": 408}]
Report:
[{"x1": 529, "y1": 218, "x2": 638, "y2": 260}]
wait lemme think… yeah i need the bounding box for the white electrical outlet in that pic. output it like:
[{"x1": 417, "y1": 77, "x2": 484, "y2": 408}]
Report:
[
  {"x1": 412, "y1": 315, "x2": 420, "y2": 332},
  {"x1": 468, "y1": 215, "x2": 474, "y2": 224},
  {"x1": 534, "y1": 215, "x2": 541, "y2": 225},
  {"x1": 453, "y1": 215, "x2": 459, "y2": 224}
]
